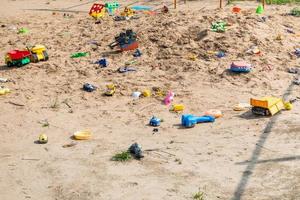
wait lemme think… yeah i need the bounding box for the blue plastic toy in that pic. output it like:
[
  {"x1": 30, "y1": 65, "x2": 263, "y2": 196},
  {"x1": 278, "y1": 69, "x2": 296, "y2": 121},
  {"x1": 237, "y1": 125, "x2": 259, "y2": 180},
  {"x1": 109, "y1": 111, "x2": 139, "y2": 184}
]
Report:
[
  {"x1": 181, "y1": 114, "x2": 215, "y2": 128},
  {"x1": 133, "y1": 49, "x2": 142, "y2": 57},
  {"x1": 216, "y1": 51, "x2": 225, "y2": 58},
  {"x1": 83, "y1": 83, "x2": 97, "y2": 92},
  {"x1": 149, "y1": 116, "x2": 161, "y2": 127},
  {"x1": 95, "y1": 58, "x2": 108, "y2": 68}
]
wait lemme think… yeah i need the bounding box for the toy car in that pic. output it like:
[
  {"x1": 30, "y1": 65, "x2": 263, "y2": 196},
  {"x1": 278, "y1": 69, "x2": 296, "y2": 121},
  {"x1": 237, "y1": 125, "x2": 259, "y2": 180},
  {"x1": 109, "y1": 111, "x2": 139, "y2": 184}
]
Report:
[
  {"x1": 29, "y1": 45, "x2": 49, "y2": 63},
  {"x1": 5, "y1": 50, "x2": 31, "y2": 67},
  {"x1": 149, "y1": 116, "x2": 161, "y2": 127},
  {"x1": 250, "y1": 97, "x2": 285, "y2": 116},
  {"x1": 230, "y1": 61, "x2": 251, "y2": 73},
  {"x1": 181, "y1": 114, "x2": 215, "y2": 128}
]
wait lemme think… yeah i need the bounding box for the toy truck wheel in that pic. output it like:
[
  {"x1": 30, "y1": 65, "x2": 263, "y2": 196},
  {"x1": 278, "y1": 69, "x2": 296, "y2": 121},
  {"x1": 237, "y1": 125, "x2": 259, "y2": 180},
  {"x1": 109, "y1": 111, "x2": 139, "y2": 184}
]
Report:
[
  {"x1": 31, "y1": 54, "x2": 38, "y2": 63},
  {"x1": 17, "y1": 61, "x2": 22, "y2": 67},
  {"x1": 43, "y1": 51, "x2": 49, "y2": 61},
  {"x1": 6, "y1": 62, "x2": 13, "y2": 67},
  {"x1": 252, "y1": 107, "x2": 270, "y2": 116}
]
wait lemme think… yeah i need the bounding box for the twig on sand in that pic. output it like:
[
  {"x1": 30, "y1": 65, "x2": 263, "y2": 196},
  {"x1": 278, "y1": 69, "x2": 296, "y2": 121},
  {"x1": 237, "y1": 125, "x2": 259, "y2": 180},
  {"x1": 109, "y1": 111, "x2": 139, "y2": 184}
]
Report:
[
  {"x1": 7, "y1": 101, "x2": 25, "y2": 107},
  {"x1": 144, "y1": 148, "x2": 176, "y2": 156},
  {"x1": 22, "y1": 158, "x2": 40, "y2": 161}
]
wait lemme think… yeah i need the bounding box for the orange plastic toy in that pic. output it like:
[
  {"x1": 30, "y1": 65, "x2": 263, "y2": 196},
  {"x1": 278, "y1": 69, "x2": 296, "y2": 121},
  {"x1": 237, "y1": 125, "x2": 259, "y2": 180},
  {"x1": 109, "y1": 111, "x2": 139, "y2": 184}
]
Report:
[{"x1": 232, "y1": 6, "x2": 241, "y2": 13}]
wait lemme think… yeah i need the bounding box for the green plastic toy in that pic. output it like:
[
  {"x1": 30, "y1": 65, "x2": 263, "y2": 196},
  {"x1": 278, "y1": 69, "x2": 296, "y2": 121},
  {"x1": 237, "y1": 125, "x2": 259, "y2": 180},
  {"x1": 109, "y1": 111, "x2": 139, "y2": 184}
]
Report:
[
  {"x1": 211, "y1": 21, "x2": 227, "y2": 33},
  {"x1": 70, "y1": 52, "x2": 89, "y2": 58},
  {"x1": 256, "y1": 4, "x2": 264, "y2": 14},
  {"x1": 18, "y1": 28, "x2": 29, "y2": 34}
]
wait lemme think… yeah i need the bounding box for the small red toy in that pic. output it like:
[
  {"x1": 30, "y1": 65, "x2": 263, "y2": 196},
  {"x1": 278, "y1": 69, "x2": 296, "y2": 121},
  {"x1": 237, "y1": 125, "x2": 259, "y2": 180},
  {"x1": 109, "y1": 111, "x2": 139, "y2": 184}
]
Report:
[
  {"x1": 89, "y1": 3, "x2": 105, "y2": 19},
  {"x1": 5, "y1": 50, "x2": 31, "y2": 67}
]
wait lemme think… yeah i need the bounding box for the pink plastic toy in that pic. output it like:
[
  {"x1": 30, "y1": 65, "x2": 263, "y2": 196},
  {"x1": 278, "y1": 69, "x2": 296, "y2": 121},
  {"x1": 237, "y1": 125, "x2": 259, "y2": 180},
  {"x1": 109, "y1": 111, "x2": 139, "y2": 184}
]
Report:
[{"x1": 164, "y1": 91, "x2": 174, "y2": 105}]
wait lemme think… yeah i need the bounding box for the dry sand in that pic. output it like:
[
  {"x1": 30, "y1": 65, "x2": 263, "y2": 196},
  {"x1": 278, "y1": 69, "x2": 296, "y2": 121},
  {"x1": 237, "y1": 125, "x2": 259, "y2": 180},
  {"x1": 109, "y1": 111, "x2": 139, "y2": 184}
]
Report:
[{"x1": 0, "y1": 0, "x2": 299, "y2": 199}]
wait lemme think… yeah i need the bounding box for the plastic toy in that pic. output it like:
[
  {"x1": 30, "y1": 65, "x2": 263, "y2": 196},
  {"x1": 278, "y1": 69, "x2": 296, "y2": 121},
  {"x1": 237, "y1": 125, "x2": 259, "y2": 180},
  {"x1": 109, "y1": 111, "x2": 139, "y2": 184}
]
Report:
[
  {"x1": 71, "y1": 52, "x2": 89, "y2": 58},
  {"x1": 164, "y1": 91, "x2": 174, "y2": 106},
  {"x1": 130, "y1": 5, "x2": 152, "y2": 11},
  {"x1": 95, "y1": 58, "x2": 108, "y2": 68},
  {"x1": 105, "y1": 2, "x2": 120, "y2": 14},
  {"x1": 118, "y1": 66, "x2": 136, "y2": 73},
  {"x1": 211, "y1": 21, "x2": 227, "y2": 32},
  {"x1": 232, "y1": 6, "x2": 241, "y2": 13},
  {"x1": 216, "y1": 51, "x2": 225, "y2": 58},
  {"x1": 170, "y1": 104, "x2": 185, "y2": 112},
  {"x1": 250, "y1": 97, "x2": 285, "y2": 116},
  {"x1": 121, "y1": 7, "x2": 135, "y2": 17},
  {"x1": 133, "y1": 49, "x2": 142, "y2": 57},
  {"x1": 149, "y1": 116, "x2": 161, "y2": 127},
  {"x1": 256, "y1": 4, "x2": 264, "y2": 14},
  {"x1": 142, "y1": 89, "x2": 151, "y2": 97},
  {"x1": 204, "y1": 109, "x2": 222, "y2": 118},
  {"x1": 181, "y1": 114, "x2": 215, "y2": 128},
  {"x1": 83, "y1": 83, "x2": 97, "y2": 92},
  {"x1": 0, "y1": 87, "x2": 10, "y2": 95},
  {"x1": 129, "y1": 143, "x2": 144, "y2": 159},
  {"x1": 18, "y1": 28, "x2": 29, "y2": 34},
  {"x1": 89, "y1": 3, "x2": 106, "y2": 19},
  {"x1": 105, "y1": 84, "x2": 116, "y2": 96},
  {"x1": 29, "y1": 45, "x2": 49, "y2": 63},
  {"x1": 295, "y1": 48, "x2": 300, "y2": 57},
  {"x1": 109, "y1": 30, "x2": 138, "y2": 51},
  {"x1": 132, "y1": 91, "x2": 141, "y2": 99},
  {"x1": 5, "y1": 50, "x2": 31, "y2": 67},
  {"x1": 162, "y1": 6, "x2": 169, "y2": 13},
  {"x1": 230, "y1": 61, "x2": 251, "y2": 73},
  {"x1": 73, "y1": 130, "x2": 92, "y2": 140},
  {"x1": 38, "y1": 134, "x2": 48, "y2": 144}
]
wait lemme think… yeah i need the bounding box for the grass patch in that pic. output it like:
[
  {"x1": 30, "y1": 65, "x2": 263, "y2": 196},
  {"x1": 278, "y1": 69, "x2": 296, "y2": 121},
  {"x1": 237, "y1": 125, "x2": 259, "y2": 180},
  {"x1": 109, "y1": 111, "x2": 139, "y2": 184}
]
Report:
[
  {"x1": 112, "y1": 151, "x2": 132, "y2": 162},
  {"x1": 193, "y1": 191, "x2": 204, "y2": 200}
]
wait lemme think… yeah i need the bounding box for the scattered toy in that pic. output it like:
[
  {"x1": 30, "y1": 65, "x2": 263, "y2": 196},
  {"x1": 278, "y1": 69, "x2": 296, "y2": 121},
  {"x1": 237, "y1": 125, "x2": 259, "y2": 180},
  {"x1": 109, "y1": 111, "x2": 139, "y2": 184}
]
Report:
[
  {"x1": 149, "y1": 116, "x2": 161, "y2": 127},
  {"x1": 109, "y1": 29, "x2": 138, "y2": 51},
  {"x1": 204, "y1": 109, "x2": 222, "y2": 118},
  {"x1": 181, "y1": 114, "x2": 215, "y2": 128},
  {"x1": 256, "y1": 4, "x2": 264, "y2": 14},
  {"x1": 142, "y1": 89, "x2": 151, "y2": 97},
  {"x1": 211, "y1": 21, "x2": 227, "y2": 33},
  {"x1": 295, "y1": 48, "x2": 300, "y2": 57},
  {"x1": 38, "y1": 134, "x2": 48, "y2": 144},
  {"x1": 293, "y1": 78, "x2": 300, "y2": 85},
  {"x1": 118, "y1": 66, "x2": 136, "y2": 73},
  {"x1": 29, "y1": 45, "x2": 49, "y2": 63},
  {"x1": 83, "y1": 83, "x2": 97, "y2": 92},
  {"x1": 246, "y1": 46, "x2": 261, "y2": 55},
  {"x1": 0, "y1": 78, "x2": 8, "y2": 83},
  {"x1": 121, "y1": 7, "x2": 135, "y2": 18},
  {"x1": 250, "y1": 97, "x2": 286, "y2": 116},
  {"x1": 230, "y1": 61, "x2": 252, "y2": 73},
  {"x1": 105, "y1": 84, "x2": 116, "y2": 96},
  {"x1": 89, "y1": 3, "x2": 106, "y2": 19},
  {"x1": 288, "y1": 67, "x2": 299, "y2": 74},
  {"x1": 0, "y1": 87, "x2": 10, "y2": 95},
  {"x1": 131, "y1": 5, "x2": 152, "y2": 11},
  {"x1": 164, "y1": 91, "x2": 175, "y2": 106},
  {"x1": 233, "y1": 103, "x2": 251, "y2": 111},
  {"x1": 95, "y1": 58, "x2": 108, "y2": 68},
  {"x1": 170, "y1": 104, "x2": 185, "y2": 112},
  {"x1": 129, "y1": 143, "x2": 144, "y2": 159},
  {"x1": 5, "y1": 50, "x2": 31, "y2": 67},
  {"x1": 73, "y1": 130, "x2": 92, "y2": 140},
  {"x1": 105, "y1": 2, "x2": 120, "y2": 15},
  {"x1": 132, "y1": 91, "x2": 142, "y2": 99},
  {"x1": 18, "y1": 27, "x2": 29, "y2": 34},
  {"x1": 216, "y1": 51, "x2": 225, "y2": 58},
  {"x1": 71, "y1": 52, "x2": 89, "y2": 58},
  {"x1": 133, "y1": 49, "x2": 142, "y2": 57},
  {"x1": 188, "y1": 54, "x2": 197, "y2": 61},
  {"x1": 232, "y1": 6, "x2": 241, "y2": 13}
]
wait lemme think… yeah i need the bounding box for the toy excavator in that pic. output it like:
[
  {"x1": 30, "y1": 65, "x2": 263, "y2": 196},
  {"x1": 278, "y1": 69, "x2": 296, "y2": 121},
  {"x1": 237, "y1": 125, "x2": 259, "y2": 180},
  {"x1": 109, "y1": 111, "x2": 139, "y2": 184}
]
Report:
[
  {"x1": 109, "y1": 29, "x2": 138, "y2": 51},
  {"x1": 121, "y1": 7, "x2": 135, "y2": 17}
]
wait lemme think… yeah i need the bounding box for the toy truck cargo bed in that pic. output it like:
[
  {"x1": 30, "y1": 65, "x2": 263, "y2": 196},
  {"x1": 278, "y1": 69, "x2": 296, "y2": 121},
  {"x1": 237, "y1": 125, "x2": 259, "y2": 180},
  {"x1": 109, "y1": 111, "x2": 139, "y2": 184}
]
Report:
[{"x1": 250, "y1": 97, "x2": 285, "y2": 116}]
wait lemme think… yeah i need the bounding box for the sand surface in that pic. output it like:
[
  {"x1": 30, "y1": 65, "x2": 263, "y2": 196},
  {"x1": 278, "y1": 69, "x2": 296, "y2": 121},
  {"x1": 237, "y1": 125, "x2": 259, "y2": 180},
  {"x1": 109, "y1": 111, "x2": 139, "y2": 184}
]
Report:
[{"x1": 0, "y1": 0, "x2": 299, "y2": 199}]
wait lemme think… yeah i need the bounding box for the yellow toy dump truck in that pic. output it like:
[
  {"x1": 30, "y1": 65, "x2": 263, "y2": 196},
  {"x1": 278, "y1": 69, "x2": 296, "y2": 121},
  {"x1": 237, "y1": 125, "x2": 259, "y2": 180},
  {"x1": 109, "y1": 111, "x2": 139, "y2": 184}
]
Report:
[
  {"x1": 28, "y1": 45, "x2": 49, "y2": 63},
  {"x1": 250, "y1": 97, "x2": 285, "y2": 116}
]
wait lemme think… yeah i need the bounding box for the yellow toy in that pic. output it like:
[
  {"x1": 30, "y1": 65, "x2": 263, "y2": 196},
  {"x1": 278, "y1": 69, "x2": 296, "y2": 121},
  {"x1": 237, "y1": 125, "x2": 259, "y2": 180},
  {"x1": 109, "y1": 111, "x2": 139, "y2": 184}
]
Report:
[
  {"x1": 250, "y1": 97, "x2": 285, "y2": 116},
  {"x1": 121, "y1": 7, "x2": 135, "y2": 17},
  {"x1": 38, "y1": 134, "x2": 48, "y2": 144},
  {"x1": 0, "y1": 87, "x2": 10, "y2": 95},
  {"x1": 105, "y1": 84, "x2": 116, "y2": 96},
  {"x1": 28, "y1": 45, "x2": 49, "y2": 63},
  {"x1": 89, "y1": 3, "x2": 106, "y2": 19},
  {"x1": 73, "y1": 130, "x2": 92, "y2": 140}
]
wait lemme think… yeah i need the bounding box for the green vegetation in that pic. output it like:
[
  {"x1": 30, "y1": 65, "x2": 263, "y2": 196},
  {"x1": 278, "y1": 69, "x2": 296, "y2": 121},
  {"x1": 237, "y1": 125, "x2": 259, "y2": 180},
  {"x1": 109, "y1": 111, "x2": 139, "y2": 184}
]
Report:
[
  {"x1": 112, "y1": 151, "x2": 132, "y2": 162},
  {"x1": 291, "y1": 7, "x2": 300, "y2": 16},
  {"x1": 193, "y1": 191, "x2": 204, "y2": 200}
]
